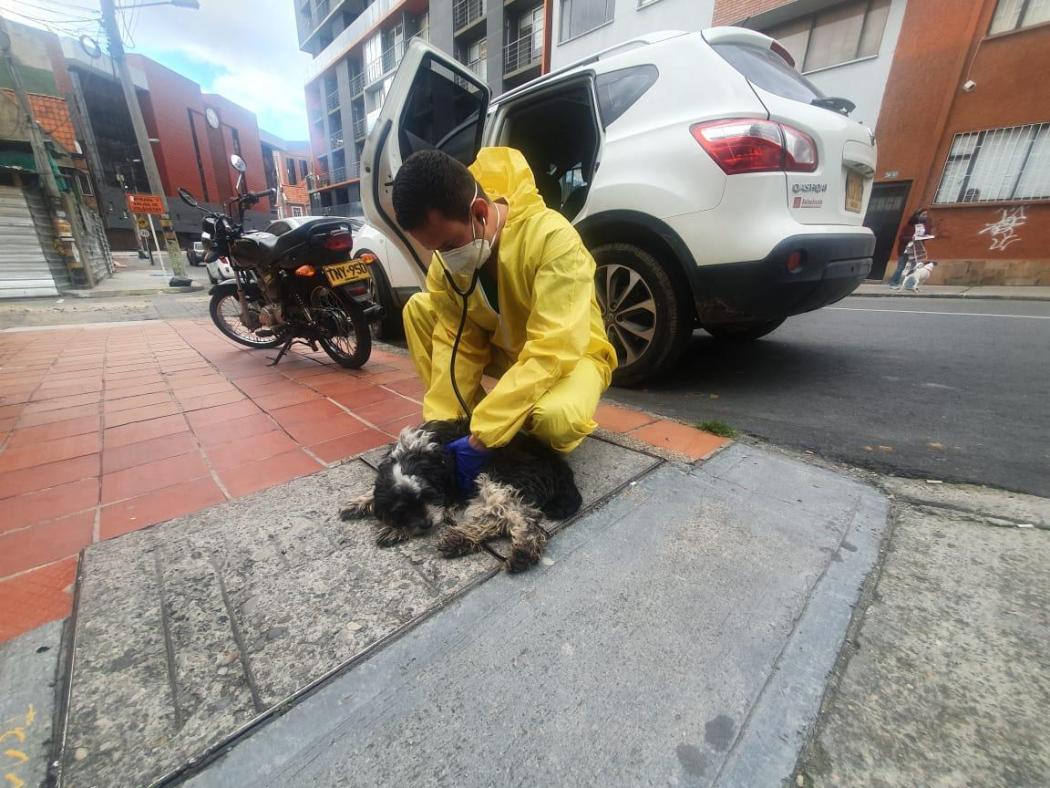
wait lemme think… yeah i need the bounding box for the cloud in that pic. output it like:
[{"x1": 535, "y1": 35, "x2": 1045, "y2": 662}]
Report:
[{"x1": 0, "y1": 0, "x2": 313, "y2": 140}]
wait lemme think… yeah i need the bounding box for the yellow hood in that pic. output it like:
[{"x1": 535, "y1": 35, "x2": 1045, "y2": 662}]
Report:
[{"x1": 468, "y1": 147, "x2": 546, "y2": 226}]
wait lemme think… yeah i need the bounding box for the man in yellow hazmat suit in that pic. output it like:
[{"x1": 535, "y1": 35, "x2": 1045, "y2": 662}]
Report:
[{"x1": 393, "y1": 147, "x2": 617, "y2": 492}]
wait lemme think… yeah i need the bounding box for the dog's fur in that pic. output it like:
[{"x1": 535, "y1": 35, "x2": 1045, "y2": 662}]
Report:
[
  {"x1": 340, "y1": 419, "x2": 582, "y2": 572},
  {"x1": 896, "y1": 260, "x2": 937, "y2": 293}
]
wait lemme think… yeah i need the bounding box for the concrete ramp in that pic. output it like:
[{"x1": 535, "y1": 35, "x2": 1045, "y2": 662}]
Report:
[
  {"x1": 58, "y1": 437, "x2": 659, "y2": 787},
  {"x1": 184, "y1": 444, "x2": 888, "y2": 787}
]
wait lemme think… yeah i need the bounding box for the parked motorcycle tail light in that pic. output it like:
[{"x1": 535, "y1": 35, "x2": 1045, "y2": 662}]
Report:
[
  {"x1": 323, "y1": 228, "x2": 352, "y2": 252},
  {"x1": 295, "y1": 264, "x2": 317, "y2": 277},
  {"x1": 359, "y1": 252, "x2": 376, "y2": 263},
  {"x1": 347, "y1": 283, "x2": 369, "y2": 296},
  {"x1": 691, "y1": 119, "x2": 818, "y2": 174}
]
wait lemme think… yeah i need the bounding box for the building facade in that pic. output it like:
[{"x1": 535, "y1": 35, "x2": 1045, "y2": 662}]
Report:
[
  {"x1": 261, "y1": 131, "x2": 312, "y2": 218},
  {"x1": 62, "y1": 42, "x2": 281, "y2": 249},
  {"x1": 295, "y1": 0, "x2": 552, "y2": 217},
  {"x1": 551, "y1": 0, "x2": 713, "y2": 69},
  {"x1": 0, "y1": 19, "x2": 111, "y2": 296},
  {"x1": 716, "y1": 0, "x2": 1050, "y2": 284}
]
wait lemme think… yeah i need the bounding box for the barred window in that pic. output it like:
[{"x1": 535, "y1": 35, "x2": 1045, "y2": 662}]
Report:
[
  {"x1": 989, "y1": 0, "x2": 1050, "y2": 34},
  {"x1": 934, "y1": 123, "x2": 1050, "y2": 204}
]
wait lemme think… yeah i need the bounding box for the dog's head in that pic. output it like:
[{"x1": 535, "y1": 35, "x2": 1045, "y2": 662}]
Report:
[{"x1": 372, "y1": 425, "x2": 458, "y2": 534}]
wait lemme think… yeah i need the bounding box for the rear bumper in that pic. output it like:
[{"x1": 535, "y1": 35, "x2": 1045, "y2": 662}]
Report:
[{"x1": 694, "y1": 232, "x2": 873, "y2": 323}]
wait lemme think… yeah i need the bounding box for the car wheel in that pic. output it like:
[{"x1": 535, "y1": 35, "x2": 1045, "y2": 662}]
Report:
[
  {"x1": 593, "y1": 243, "x2": 693, "y2": 387},
  {"x1": 361, "y1": 252, "x2": 403, "y2": 341},
  {"x1": 702, "y1": 318, "x2": 785, "y2": 342}
]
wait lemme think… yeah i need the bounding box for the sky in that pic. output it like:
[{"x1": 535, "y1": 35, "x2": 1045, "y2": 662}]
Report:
[{"x1": 0, "y1": 0, "x2": 313, "y2": 141}]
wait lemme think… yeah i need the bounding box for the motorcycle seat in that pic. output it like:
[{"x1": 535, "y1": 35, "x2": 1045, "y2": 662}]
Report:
[{"x1": 232, "y1": 218, "x2": 350, "y2": 267}]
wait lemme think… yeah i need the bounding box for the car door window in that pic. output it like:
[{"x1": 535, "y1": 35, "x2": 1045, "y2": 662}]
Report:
[{"x1": 399, "y1": 56, "x2": 487, "y2": 166}]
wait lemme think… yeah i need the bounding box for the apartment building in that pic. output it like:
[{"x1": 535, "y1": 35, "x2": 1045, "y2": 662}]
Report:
[
  {"x1": 295, "y1": 0, "x2": 552, "y2": 217},
  {"x1": 261, "y1": 131, "x2": 312, "y2": 219},
  {"x1": 716, "y1": 0, "x2": 1050, "y2": 284}
]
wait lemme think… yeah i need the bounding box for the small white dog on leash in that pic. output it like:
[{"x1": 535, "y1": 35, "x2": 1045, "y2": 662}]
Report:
[{"x1": 898, "y1": 260, "x2": 937, "y2": 293}]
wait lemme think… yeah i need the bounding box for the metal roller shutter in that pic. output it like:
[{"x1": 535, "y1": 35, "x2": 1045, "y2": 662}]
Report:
[{"x1": 0, "y1": 184, "x2": 61, "y2": 298}]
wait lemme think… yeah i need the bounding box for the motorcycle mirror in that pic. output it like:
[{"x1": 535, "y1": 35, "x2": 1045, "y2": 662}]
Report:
[
  {"x1": 177, "y1": 187, "x2": 200, "y2": 209},
  {"x1": 230, "y1": 155, "x2": 247, "y2": 173}
]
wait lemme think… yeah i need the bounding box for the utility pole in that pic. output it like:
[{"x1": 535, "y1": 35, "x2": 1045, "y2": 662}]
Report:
[
  {"x1": 0, "y1": 15, "x2": 96, "y2": 287},
  {"x1": 99, "y1": 0, "x2": 190, "y2": 284}
]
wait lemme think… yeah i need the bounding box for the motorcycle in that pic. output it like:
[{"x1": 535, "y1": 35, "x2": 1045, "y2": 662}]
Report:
[{"x1": 177, "y1": 154, "x2": 380, "y2": 368}]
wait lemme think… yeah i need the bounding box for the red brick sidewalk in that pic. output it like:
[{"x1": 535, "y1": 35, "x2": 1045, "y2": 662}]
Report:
[{"x1": 0, "y1": 318, "x2": 727, "y2": 642}]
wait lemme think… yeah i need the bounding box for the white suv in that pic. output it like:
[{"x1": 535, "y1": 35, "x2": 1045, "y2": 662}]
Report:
[{"x1": 363, "y1": 27, "x2": 876, "y2": 384}]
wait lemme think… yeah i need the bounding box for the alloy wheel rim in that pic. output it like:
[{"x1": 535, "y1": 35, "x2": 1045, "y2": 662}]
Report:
[{"x1": 595, "y1": 263, "x2": 657, "y2": 365}]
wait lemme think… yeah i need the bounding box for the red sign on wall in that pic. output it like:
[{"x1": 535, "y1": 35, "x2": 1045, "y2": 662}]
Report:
[{"x1": 126, "y1": 193, "x2": 165, "y2": 215}]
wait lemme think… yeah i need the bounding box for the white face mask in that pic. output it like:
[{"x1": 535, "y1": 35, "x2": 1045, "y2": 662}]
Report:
[{"x1": 438, "y1": 185, "x2": 502, "y2": 276}]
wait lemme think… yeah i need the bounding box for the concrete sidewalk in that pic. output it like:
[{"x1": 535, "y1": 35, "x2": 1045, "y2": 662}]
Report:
[
  {"x1": 61, "y1": 254, "x2": 206, "y2": 298},
  {"x1": 854, "y1": 283, "x2": 1050, "y2": 300}
]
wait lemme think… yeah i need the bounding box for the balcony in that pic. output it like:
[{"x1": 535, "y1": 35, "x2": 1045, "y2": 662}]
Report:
[
  {"x1": 329, "y1": 129, "x2": 345, "y2": 149},
  {"x1": 365, "y1": 33, "x2": 422, "y2": 86},
  {"x1": 310, "y1": 105, "x2": 325, "y2": 124},
  {"x1": 453, "y1": 0, "x2": 485, "y2": 32},
  {"x1": 465, "y1": 57, "x2": 487, "y2": 82},
  {"x1": 316, "y1": 0, "x2": 330, "y2": 20},
  {"x1": 349, "y1": 71, "x2": 365, "y2": 96},
  {"x1": 504, "y1": 26, "x2": 542, "y2": 74},
  {"x1": 325, "y1": 89, "x2": 340, "y2": 112},
  {"x1": 331, "y1": 166, "x2": 347, "y2": 183},
  {"x1": 305, "y1": 0, "x2": 405, "y2": 83},
  {"x1": 352, "y1": 115, "x2": 367, "y2": 140}
]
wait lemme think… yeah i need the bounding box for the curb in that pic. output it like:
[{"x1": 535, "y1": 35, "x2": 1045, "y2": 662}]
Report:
[
  {"x1": 853, "y1": 288, "x2": 1050, "y2": 302},
  {"x1": 59, "y1": 285, "x2": 206, "y2": 298}
]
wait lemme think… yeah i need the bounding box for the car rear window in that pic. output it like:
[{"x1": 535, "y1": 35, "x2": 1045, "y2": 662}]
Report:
[
  {"x1": 595, "y1": 65, "x2": 658, "y2": 125},
  {"x1": 712, "y1": 42, "x2": 824, "y2": 104}
]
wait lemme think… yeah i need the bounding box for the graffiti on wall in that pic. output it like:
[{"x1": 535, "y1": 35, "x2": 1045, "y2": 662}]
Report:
[{"x1": 978, "y1": 206, "x2": 1027, "y2": 251}]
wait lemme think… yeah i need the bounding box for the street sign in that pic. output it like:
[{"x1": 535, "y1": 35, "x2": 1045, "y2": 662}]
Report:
[{"x1": 126, "y1": 193, "x2": 165, "y2": 214}]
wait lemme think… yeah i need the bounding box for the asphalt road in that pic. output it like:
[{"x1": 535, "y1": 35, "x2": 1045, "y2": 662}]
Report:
[{"x1": 610, "y1": 296, "x2": 1050, "y2": 497}]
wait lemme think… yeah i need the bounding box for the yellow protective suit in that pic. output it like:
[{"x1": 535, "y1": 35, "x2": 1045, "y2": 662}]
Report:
[{"x1": 403, "y1": 147, "x2": 617, "y2": 453}]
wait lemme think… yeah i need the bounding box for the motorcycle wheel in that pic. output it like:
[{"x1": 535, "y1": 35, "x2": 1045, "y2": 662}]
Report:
[
  {"x1": 310, "y1": 285, "x2": 371, "y2": 368},
  {"x1": 209, "y1": 291, "x2": 283, "y2": 349}
]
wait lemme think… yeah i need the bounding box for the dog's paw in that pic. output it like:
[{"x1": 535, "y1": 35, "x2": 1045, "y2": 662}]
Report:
[
  {"x1": 437, "y1": 529, "x2": 475, "y2": 558},
  {"x1": 339, "y1": 494, "x2": 374, "y2": 521},
  {"x1": 375, "y1": 526, "x2": 409, "y2": 547}
]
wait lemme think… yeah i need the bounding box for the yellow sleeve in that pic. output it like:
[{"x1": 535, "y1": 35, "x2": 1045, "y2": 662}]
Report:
[
  {"x1": 471, "y1": 229, "x2": 592, "y2": 447},
  {"x1": 421, "y1": 261, "x2": 491, "y2": 421}
]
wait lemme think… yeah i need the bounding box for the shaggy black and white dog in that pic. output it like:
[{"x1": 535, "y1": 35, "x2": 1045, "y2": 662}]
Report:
[{"x1": 340, "y1": 419, "x2": 582, "y2": 572}]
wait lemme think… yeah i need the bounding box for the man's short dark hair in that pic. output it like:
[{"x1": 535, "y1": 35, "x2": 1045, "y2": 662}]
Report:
[{"x1": 392, "y1": 149, "x2": 478, "y2": 230}]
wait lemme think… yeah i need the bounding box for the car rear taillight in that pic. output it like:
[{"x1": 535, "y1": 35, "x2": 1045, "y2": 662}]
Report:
[
  {"x1": 691, "y1": 119, "x2": 818, "y2": 174},
  {"x1": 324, "y1": 228, "x2": 352, "y2": 252}
]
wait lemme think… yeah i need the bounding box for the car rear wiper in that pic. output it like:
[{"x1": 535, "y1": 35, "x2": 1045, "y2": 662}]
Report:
[{"x1": 811, "y1": 96, "x2": 856, "y2": 116}]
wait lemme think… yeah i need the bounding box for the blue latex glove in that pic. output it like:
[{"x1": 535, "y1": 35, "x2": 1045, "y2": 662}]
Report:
[{"x1": 446, "y1": 435, "x2": 491, "y2": 494}]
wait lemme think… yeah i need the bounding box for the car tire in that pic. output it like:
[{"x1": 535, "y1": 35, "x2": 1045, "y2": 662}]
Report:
[
  {"x1": 593, "y1": 243, "x2": 693, "y2": 387},
  {"x1": 361, "y1": 252, "x2": 403, "y2": 341},
  {"x1": 702, "y1": 318, "x2": 785, "y2": 342}
]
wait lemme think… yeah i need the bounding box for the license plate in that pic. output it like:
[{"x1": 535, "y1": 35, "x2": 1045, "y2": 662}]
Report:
[
  {"x1": 323, "y1": 258, "x2": 373, "y2": 287},
  {"x1": 845, "y1": 171, "x2": 864, "y2": 213}
]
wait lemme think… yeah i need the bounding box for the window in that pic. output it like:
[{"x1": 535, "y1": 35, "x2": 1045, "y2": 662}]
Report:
[
  {"x1": 76, "y1": 170, "x2": 93, "y2": 196},
  {"x1": 765, "y1": 0, "x2": 891, "y2": 74},
  {"x1": 286, "y1": 157, "x2": 298, "y2": 186},
  {"x1": 595, "y1": 65, "x2": 659, "y2": 125},
  {"x1": 990, "y1": 0, "x2": 1050, "y2": 33},
  {"x1": 934, "y1": 123, "x2": 1050, "y2": 204},
  {"x1": 292, "y1": 205, "x2": 305, "y2": 217},
  {"x1": 398, "y1": 55, "x2": 486, "y2": 166},
  {"x1": 231, "y1": 127, "x2": 242, "y2": 156},
  {"x1": 559, "y1": 0, "x2": 613, "y2": 42},
  {"x1": 300, "y1": 159, "x2": 309, "y2": 178},
  {"x1": 712, "y1": 43, "x2": 825, "y2": 104}
]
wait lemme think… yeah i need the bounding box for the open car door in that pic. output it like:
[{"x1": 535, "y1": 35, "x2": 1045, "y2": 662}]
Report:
[{"x1": 361, "y1": 39, "x2": 490, "y2": 286}]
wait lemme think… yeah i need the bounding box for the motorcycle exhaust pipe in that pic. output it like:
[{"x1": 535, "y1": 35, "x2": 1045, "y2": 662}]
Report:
[{"x1": 362, "y1": 304, "x2": 384, "y2": 319}]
